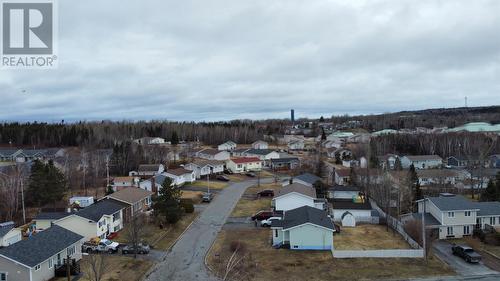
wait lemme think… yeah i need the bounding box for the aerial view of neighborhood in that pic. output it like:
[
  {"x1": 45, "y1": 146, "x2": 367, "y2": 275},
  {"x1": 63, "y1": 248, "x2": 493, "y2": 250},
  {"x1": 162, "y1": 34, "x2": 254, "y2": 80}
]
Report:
[{"x1": 1, "y1": 1, "x2": 499, "y2": 281}]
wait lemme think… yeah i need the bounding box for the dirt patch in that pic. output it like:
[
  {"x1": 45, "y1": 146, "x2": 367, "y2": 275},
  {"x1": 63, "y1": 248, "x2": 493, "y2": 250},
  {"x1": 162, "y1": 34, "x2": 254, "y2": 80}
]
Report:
[{"x1": 334, "y1": 224, "x2": 411, "y2": 250}]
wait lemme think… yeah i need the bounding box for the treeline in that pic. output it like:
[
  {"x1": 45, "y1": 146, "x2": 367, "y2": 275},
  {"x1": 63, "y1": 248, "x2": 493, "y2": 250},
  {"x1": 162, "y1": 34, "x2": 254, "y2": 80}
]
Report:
[{"x1": 0, "y1": 120, "x2": 290, "y2": 148}]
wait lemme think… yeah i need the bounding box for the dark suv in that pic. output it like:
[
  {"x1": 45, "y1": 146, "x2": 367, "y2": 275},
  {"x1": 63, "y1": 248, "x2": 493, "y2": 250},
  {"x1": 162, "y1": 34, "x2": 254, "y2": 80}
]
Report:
[
  {"x1": 257, "y1": 189, "x2": 274, "y2": 197},
  {"x1": 452, "y1": 244, "x2": 482, "y2": 263}
]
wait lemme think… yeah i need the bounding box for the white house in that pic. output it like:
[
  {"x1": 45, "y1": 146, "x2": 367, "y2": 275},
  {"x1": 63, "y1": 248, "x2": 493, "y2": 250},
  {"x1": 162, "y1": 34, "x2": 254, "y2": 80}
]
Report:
[
  {"x1": 134, "y1": 164, "x2": 165, "y2": 177},
  {"x1": 273, "y1": 183, "x2": 324, "y2": 212},
  {"x1": 112, "y1": 176, "x2": 139, "y2": 192},
  {"x1": 330, "y1": 197, "x2": 375, "y2": 227},
  {"x1": 133, "y1": 137, "x2": 165, "y2": 145},
  {"x1": 226, "y1": 157, "x2": 262, "y2": 173},
  {"x1": 197, "y1": 149, "x2": 231, "y2": 161},
  {"x1": 334, "y1": 169, "x2": 351, "y2": 186},
  {"x1": 416, "y1": 169, "x2": 467, "y2": 186},
  {"x1": 164, "y1": 168, "x2": 196, "y2": 186},
  {"x1": 0, "y1": 222, "x2": 21, "y2": 247},
  {"x1": 288, "y1": 140, "x2": 304, "y2": 150},
  {"x1": 183, "y1": 159, "x2": 225, "y2": 179},
  {"x1": 252, "y1": 140, "x2": 269, "y2": 149},
  {"x1": 377, "y1": 154, "x2": 399, "y2": 170},
  {"x1": 218, "y1": 141, "x2": 237, "y2": 151},
  {"x1": 54, "y1": 199, "x2": 126, "y2": 240},
  {"x1": 400, "y1": 155, "x2": 443, "y2": 169},
  {"x1": 242, "y1": 149, "x2": 280, "y2": 162},
  {"x1": 271, "y1": 206, "x2": 334, "y2": 250}
]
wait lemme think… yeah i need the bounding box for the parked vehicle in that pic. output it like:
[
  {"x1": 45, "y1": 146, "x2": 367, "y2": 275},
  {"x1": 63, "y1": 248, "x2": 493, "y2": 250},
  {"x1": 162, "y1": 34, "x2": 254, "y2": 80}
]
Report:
[
  {"x1": 216, "y1": 175, "x2": 230, "y2": 182},
  {"x1": 261, "y1": 217, "x2": 281, "y2": 227},
  {"x1": 121, "y1": 243, "x2": 150, "y2": 255},
  {"x1": 224, "y1": 169, "x2": 233, "y2": 175},
  {"x1": 245, "y1": 172, "x2": 256, "y2": 177},
  {"x1": 82, "y1": 239, "x2": 120, "y2": 253},
  {"x1": 452, "y1": 244, "x2": 482, "y2": 263},
  {"x1": 202, "y1": 192, "x2": 214, "y2": 202},
  {"x1": 257, "y1": 189, "x2": 274, "y2": 197},
  {"x1": 251, "y1": 210, "x2": 274, "y2": 221}
]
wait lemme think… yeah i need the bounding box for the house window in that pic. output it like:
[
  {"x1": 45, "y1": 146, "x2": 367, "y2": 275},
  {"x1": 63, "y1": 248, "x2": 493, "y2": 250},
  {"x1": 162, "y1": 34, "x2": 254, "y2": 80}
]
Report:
[
  {"x1": 448, "y1": 212, "x2": 455, "y2": 218},
  {"x1": 274, "y1": 230, "x2": 278, "y2": 238},
  {"x1": 67, "y1": 245, "x2": 76, "y2": 256},
  {"x1": 34, "y1": 264, "x2": 41, "y2": 271},
  {"x1": 1, "y1": 272, "x2": 6, "y2": 281},
  {"x1": 113, "y1": 212, "x2": 120, "y2": 222},
  {"x1": 237, "y1": 164, "x2": 242, "y2": 168},
  {"x1": 464, "y1": 211, "x2": 471, "y2": 217},
  {"x1": 98, "y1": 220, "x2": 103, "y2": 227},
  {"x1": 293, "y1": 245, "x2": 298, "y2": 249},
  {"x1": 48, "y1": 258, "x2": 53, "y2": 269},
  {"x1": 464, "y1": 225, "x2": 470, "y2": 235},
  {"x1": 490, "y1": 217, "x2": 496, "y2": 225},
  {"x1": 447, "y1": 227, "x2": 454, "y2": 236}
]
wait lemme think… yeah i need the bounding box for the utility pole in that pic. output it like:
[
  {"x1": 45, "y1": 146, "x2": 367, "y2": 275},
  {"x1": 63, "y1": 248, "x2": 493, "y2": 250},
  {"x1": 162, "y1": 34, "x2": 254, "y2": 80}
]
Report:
[
  {"x1": 422, "y1": 198, "x2": 427, "y2": 260},
  {"x1": 106, "y1": 155, "x2": 110, "y2": 187},
  {"x1": 66, "y1": 254, "x2": 71, "y2": 281}
]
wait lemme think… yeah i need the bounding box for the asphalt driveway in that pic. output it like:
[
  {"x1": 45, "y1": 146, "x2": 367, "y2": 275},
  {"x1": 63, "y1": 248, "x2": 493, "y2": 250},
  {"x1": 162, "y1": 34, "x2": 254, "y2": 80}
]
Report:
[
  {"x1": 433, "y1": 240, "x2": 498, "y2": 276},
  {"x1": 144, "y1": 178, "x2": 275, "y2": 281}
]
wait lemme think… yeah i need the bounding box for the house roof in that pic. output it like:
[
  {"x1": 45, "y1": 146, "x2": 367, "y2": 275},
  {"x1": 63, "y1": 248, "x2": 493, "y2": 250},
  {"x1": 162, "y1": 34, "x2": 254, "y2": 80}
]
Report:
[
  {"x1": 35, "y1": 212, "x2": 72, "y2": 220},
  {"x1": 107, "y1": 187, "x2": 153, "y2": 205},
  {"x1": 270, "y1": 157, "x2": 299, "y2": 164},
  {"x1": 404, "y1": 155, "x2": 443, "y2": 161},
  {"x1": 199, "y1": 149, "x2": 225, "y2": 156},
  {"x1": 276, "y1": 183, "x2": 316, "y2": 199},
  {"x1": 424, "y1": 195, "x2": 479, "y2": 211},
  {"x1": 473, "y1": 202, "x2": 500, "y2": 217},
  {"x1": 0, "y1": 225, "x2": 83, "y2": 268},
  {"x1": 221, "y1": 141, "x2": 236, "y2": 146},
  {"x1": 74, "y1": 199, "x2": 126, "y2": 222},
  {"x1": 0, "y1": 221, "x2": 14, "y2": 237},
  {"x1": 252, "y1": 140, "x2": 268, "y2": 145},
  {"x1": 138, "y1": 164, "x2": 162, "y2": 172},
  {"x1": 113, "y1": 176, "x2": 136, "y2": 182},
  {"x1": 0, "y1": 149, "x2": 21, "y2": 157},
  {"x1": 244, "y1": 149, "x2": 276, "y2": 156},
  {"x1": 330, "y1": 185, "x2": 360, "y2": 192},
  {"x1": 331, "y1": 199, "x2": 372, "y2": 210},
  {"x1": 275, "y1": 206, "x2": 334, "y2": 231},
  {"x1": 294, "y1": 173, "x2": 321, "y2": 185},
  {"x1": 335, "y1": 168, "x2": 351, "y2": 177},
  {"x1": 189, "y1": 159, "x2": 225, "y2": 168},
  {"x1": 416, "y1": 169, "x2": 463, "y2": 178},
  {"x1": 166, "y1": 167, "x2": 193, "y2": 176},
  {"x1": 409, "y1": 213, "x2": 442, "y2": 226},
  {"x1": 230, "y1": 157, "x2": 261, "y2": 164}
]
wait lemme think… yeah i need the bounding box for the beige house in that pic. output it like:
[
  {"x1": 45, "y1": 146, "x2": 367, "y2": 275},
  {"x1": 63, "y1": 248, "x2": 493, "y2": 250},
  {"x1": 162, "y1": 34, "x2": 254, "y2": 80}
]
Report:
[
  {"x1": 226, "y1": 157, "x2": 262, "y2": 173},
  {"x1": 105, "y1": 187, "x2": 153, "y2": 222}
]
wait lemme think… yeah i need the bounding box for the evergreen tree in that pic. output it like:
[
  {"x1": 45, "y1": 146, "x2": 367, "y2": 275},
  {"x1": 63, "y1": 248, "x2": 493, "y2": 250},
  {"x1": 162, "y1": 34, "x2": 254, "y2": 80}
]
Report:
[
  {"x1": 171, "y1": 131, "x2": 179, "y2": 145},
  {"x1": 321, "y1": 128, "x2": 327, "y2": 141},
  {"x1": 27, "y1": 160, "x2": 67, "y2": 208},
  {"x1": 153, "y1": 177, "x2": 183, "y2": 224},
  {"x1": 313, "y1": 180, "x2": 328, "y2": 198},
  {"x1": 105, "y1": 185, "x2": 114, "y2": 195},
  {"x1": 480, "y1": 180, "x2": 498, "y2": 202},
  {"x1": 408, "y1": 164, "x2": 422, "y2": 209},
  {"x1": 394, "y1": 157, "x2": 403, "y2": 170}
]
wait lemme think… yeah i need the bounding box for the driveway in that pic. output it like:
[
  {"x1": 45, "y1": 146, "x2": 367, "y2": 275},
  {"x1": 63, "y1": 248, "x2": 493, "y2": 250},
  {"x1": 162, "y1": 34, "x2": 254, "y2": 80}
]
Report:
[
  {"x1": 432, "y1": 240, "x2": 498, "y2": 276},
  {"x1": 144, "y1": 178, "x2": 275, "y2": 281}
]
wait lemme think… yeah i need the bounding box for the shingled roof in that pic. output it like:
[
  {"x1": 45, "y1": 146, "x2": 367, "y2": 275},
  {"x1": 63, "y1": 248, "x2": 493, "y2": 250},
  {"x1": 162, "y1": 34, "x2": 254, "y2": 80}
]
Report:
[
  {"x1": 0, "y1": 225, "x2": 82, "y2": 267},
  {"x1": 276, "y1": 183, "x2": 316, "y2": 199},
  {"x1": 74, "y1": 199, "x2": 126, "y2": 222},
  {"x1": 294, "y1": 173, "x2": 321, "y2": 185},
  {"x1": 273, "y1": 206, "x2": 334, "y2": 231}
]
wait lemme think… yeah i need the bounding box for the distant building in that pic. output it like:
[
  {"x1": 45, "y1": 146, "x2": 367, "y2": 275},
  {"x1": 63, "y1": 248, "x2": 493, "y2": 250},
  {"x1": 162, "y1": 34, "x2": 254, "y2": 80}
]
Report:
[
  {"x1": 400, "y1": 155, "x2": 443, "y2": 169},
  {"x1": 217, "y1": 141, "x2": 237, "y2": 151},
  {"x1": 226, "y1": 157, "x2": 262, "y2": 173},
  {"x1": 133, "y1": 137, "x2": 165, "y2": 145},
  {"x1": 251, "y1": 140, "x2": 269, "y2": 149}
]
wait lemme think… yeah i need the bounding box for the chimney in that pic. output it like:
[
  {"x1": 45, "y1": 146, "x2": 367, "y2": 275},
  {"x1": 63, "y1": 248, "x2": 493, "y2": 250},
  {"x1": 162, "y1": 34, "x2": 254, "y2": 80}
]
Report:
[{"x1": 151, "y1": 176, "x2": 157, "y2": 194}]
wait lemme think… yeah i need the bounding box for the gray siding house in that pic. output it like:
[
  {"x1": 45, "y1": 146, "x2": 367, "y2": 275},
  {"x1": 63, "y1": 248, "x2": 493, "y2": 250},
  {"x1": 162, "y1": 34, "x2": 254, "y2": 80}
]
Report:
[{"x1": 0, "y1": 225, "x2": 83, "y2": 281}]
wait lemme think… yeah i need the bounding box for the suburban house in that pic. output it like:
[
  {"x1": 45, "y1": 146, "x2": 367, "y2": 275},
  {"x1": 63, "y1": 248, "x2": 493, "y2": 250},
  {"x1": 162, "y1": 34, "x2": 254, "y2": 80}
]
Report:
[
  {"x1": 287, "y1": 140, "x2": 304, "y2": 150},
  {"x1": 416, "y1": 169, "x2": 468, "y2": 186},
  {"x1": 242, "y1": 149, "x2": 280, "y2": 163},
  {"x1": 139, "y1": 174, "x2": 169, "y2": 193},
  {"x1": 226, "y1": 157, "x2": 262, "y2": 173},
  {"x1": 273, "y1": 183, "x2": 325, "y2": 212},
  {"x1": 54, "y1": 199, "x2": 126, "y2": 240},
  {"x1": 251, "y1": 140, "x2": 269, "y2": 149},
  {"x1": 33, "y1": 212, "x2": 73, "y2": 231},
  {"x1": 133, "y1": 137, "x2": 165, "y2": 145},
  {"x1": 377, "y1": 154, "x2": 399, "y2": 170},
  {"x1": 231, "y1": 148, "x2": 251, "y2": 157},
  {"x1": 133, "y1": 164, "x2": 165, "y2": 177},
  {"x1": 270, "y1": 157, "x2": 300, "y2": 171},
  {"x1": 112, "y1": 176, "x2": 139, "y2": 191},
  {"x1": 271, "y1": 206, "x2": 334, "y2": 250},
  {"x1": 197, "y1": 149, "x2": 231, "y2": 161},
  {"x1": 218, "y1": 141, "x2": 237, "y2": 151},
  {"x1": 322, "y1": 140, "x2": 341, "y2": 149},
  {"x1": 164, "y1": 168, "x2": 195, "y2": 186},
  {"x1": 489, "y1": 154, "x2": 500, "y2": 168},
  {"x1": 327, "y1": 148, "x2": 352, "y2": 160},
  {"x1": 184, "y1": 159, "x2": 225, "y2": 179},
  {"x1": 0, "y1": 222, "x2": 21, "y2": 247},
  {"x1": 0, "y1": 225, "x2": 84, "y2": 281},
  {"x1": 287, "y1": 173, "x2": 321, "y2": 188},
  {"x1": 412, "y1": 194, "x2": 500, "y2": 239},
  {"x1": 328, "y1": 186, "x2": 375, "y2": 227},
  {"x1": 105, "y1": 187, "x2": 153, "y2": 222},
  {"x1": 69, "y1": 196, "x2": 94, "y2": 208},
  {"x1": 0, "y1": 149, "x2": 22, "y2": 162},
  {"x1": 334, "y1": 168, "x2": 351, "y2": 186},
  {"x1": 400, "y1": 155, "x2": 443, "y2": 169},
  {"x1": 447, "y1": 156, "x2": 482, "y2": 168}
]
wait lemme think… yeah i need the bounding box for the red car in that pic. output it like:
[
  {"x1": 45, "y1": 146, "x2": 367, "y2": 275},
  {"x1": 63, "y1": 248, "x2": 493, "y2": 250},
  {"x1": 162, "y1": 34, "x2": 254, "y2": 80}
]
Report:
[{"x1": 251, "y1": 210, "x2": 274, "y2": 221}]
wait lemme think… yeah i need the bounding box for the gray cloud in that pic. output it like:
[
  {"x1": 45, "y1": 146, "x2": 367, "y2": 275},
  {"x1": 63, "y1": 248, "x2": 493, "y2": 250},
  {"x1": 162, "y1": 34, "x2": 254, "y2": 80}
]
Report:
[{"x1": 1, "y1": 0, "x2": 499, "y2": 122}]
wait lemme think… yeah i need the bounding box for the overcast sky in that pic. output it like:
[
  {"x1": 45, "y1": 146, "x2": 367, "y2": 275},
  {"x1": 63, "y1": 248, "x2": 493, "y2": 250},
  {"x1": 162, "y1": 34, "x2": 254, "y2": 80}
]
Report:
[{"x1": 1, "y1": 0, "x2": 499, "y2": 122}]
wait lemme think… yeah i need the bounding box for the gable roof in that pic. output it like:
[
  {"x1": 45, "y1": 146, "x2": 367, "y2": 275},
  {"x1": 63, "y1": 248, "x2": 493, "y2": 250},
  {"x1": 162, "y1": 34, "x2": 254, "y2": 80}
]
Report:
[
  {"x1": 404, "y1": 155, "x2": 443, "y2": 161},
  {"x1": 107, "y1": 187, "x2": 153, "y2": 205},
  {"x1": 0, "y1": 225, "x2": 82, "y2": 268},
  {"x1": 35, "y1": 212, "x2": 72, "y2": 220},
  {"x1": 244, "y1": 149, "x2": 276, "y2": 156},
  {"x1": 166, "y1": 167, "x2": 193, "y2": 176},
  {"x1": 276, "y1": 183, "x2": 316, "y2": 199},
  {"x1": 270, "y1": 157, "x2": 299, "y2": 164},
  {"x1": 473, "y1": 202, "x2": 500, "y2": 217},
  {"x1": 199, "y1": 149, "x2": 225, "y2": 156},
  {"x1": 335, "y1": 169, "x2": 351, "y2": 177},
  {"x1": 278, "y1": 206, "x2": 334, "y2": 231},
  {"x1": 138, "y1": 164, "x2": 162, "y2": 172},
  {"x1": 424, "y1": 195, "x2": 479, "y2": 211},
  {"x1": 74, "y1": 199, "x2": 126, "y2": 222},
  {"x1": 294, "y1": 173, "x2": 321, "y2": 185},
  {"x1": 230, "y1": 157, "x2": 261, "y2": 164},
  {"x1": 0, "y1": 221, "x2": 14, "y2": 237},
  {"x1": 188, "y1": 159, "x2": 225, "y2": 168}
]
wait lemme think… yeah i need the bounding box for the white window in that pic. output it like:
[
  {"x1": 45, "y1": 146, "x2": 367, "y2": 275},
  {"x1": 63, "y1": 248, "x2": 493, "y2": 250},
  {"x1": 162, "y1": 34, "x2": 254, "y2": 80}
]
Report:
[
  {"x1": 34, "y1": 264, "x2": 41, "y2": 271},
  {"x1": 48, "y1": 258, "x2": 53, "y2": 269},
  {"x1": 490, "y1": 217, "x2": 496, "y2": 225},
  {"x1": 464, "y1": 211, "x2": 471, "y2": 217},
  {"x1": 0, "y1": 272, "x2": 6, "y2": 281},
  {"x1": 274, "y1": 229, "x2": 278, "y2": 238},
  {"x1": 464, "y1": 225, "x2": 470, "y2": 235},
  {"x1": 448, "y1": 212, "x2": 455, "y2": 218},
  {"x1": 67, "y1": 245, "x2": 76, "y2": 256},
  {"x1": 447, "y1": 227, "x2": 453, "y2": 236}
]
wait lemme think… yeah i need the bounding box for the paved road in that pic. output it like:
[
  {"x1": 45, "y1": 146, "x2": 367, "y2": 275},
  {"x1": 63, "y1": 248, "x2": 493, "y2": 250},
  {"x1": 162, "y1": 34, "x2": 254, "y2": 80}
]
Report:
[
  {"x1": 144, "y1": 178, "x2": 274, "y2": 281},
  {"x1": 433, "y1": 241, "x2": 498, "y2": 276},
  {"x1": 400, "y1": 273, "x2": 500, "y2": 281}
]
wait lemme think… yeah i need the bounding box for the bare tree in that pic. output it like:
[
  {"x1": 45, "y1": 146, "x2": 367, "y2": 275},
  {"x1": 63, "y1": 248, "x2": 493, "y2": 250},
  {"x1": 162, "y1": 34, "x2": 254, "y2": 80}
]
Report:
[
  {"x1": 126, "y1": 213, "x2": 145, "y2": 259},
  {"x1": 83, "y1": 254, "x2": 110, "y2": 281}
]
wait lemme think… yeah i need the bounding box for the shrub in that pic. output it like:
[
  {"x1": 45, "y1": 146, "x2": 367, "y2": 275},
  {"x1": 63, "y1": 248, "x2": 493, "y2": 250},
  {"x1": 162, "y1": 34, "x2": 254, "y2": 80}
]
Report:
[{"x1": 180, "y1": 198, "x2": 195, "y2": 213}]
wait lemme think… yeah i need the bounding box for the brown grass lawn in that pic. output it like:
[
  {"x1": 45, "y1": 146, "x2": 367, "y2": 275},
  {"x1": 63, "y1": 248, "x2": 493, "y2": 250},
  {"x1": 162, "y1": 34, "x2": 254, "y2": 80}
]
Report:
[
  {"x1": 181, "y1": 190, "x2": 203, "y2": 204},
  {"x1": 82, "y1": 255, "x2": 152, "y2": 281},
  {"x1": 187, "y1": 180, "x2": 229, "y2": 190},
  {"x1": 230, "y1": 184, "x2": 281, "y2": 217},
  {"x1": 207, "y1": 229, "x2": 454, "y2": 281},
  {"x1": 334, "y1": 224, "x2": 411, "y2": 250},
  {"x1": 226, "y1": 174, "x2": 249, "y2": 182},
  {"x1": 114, "y1": 211, "x2": 199, "y2": 250}
]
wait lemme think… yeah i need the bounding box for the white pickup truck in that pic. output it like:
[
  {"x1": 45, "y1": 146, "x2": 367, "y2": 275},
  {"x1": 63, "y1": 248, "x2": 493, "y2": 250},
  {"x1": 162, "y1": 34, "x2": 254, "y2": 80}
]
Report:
[{"x1": 82, "y1": 239, "x2": 120, "y2": 253}]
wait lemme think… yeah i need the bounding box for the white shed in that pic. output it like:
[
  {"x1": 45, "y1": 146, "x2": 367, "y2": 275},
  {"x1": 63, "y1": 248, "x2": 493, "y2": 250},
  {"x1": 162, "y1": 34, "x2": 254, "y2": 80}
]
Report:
[{"x1": 341, "y1": 211, "x2": 356, "y2": 227}]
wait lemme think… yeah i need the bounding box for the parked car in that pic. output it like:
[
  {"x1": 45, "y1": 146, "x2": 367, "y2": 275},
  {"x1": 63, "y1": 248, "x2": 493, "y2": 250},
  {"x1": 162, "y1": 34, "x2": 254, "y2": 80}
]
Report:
[
  {"x1": 452, "y1": 244, "x2": 482, "y2": 263},
  {"x1": 245, "y1": 172, "x2": 256, "y2": 177},
  {"x1": 122, "y1": 243, "x2": 150, "y2": 255},
  {"x1": 251, "y1": 210, "x2": 274, "y2": 221},
  {"x1": 257, "y1": 189, "x2": 274, "y2": 197},
  {"x1": 261, "y1": 217, "x2": 281, "y2": 227},
  {"x1": 216, "y1": 175, "x2": 230, "y2": 182},
  {"x1": 202, "y1": 192, "x2": 214, "y2": 202},
  {"x1": 82, "y1": 239, "x2": 120, "y2": 253}
]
